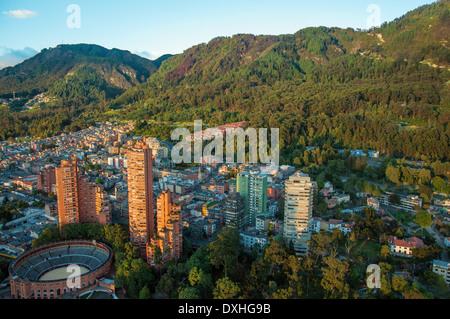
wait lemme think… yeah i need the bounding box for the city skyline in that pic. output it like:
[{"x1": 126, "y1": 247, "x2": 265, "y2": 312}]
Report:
[{"x1": 0, "y1": 0, "x2": 448, "y2": 303}]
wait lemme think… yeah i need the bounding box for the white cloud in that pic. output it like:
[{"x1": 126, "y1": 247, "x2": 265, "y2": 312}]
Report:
[
  {"x1": 3, "y1": 9, "x2": 38, "y2": 19},
  {"x1": 134, "y1": 50, "x2": 162, "y2": 61},
  {"x1": 0, "y1": 47, "x2": 38, "y2": 69}
]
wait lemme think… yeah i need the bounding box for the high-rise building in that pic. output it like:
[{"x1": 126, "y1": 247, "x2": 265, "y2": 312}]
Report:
[
  {"x1": 95, "y1": 186, "x2": 112, "y2": 226},
  {"x1": 56, "y1": 159, "x2": 80, "y2": 226},
  {"x1": 37, "y1": 166, "x2": 56, "y2": 194},
  {"x1": 147, "y1": 189, "x2": 182, "y2": 268},
  {"x1": 283, "y1": 173, "x2": 314, "y2": 257},
  {"x1": 127, "y1": 140, "x2": 154, "y2": 258},
  {"x1": 223, "y1": 192, "x2": 245, "y2": 230},
  {"x1": 237, "y1": 172, "x2": 268, "y2": 226},
  {"x1": 55, "y1": 158, "x2": 111, "y2": 229}
]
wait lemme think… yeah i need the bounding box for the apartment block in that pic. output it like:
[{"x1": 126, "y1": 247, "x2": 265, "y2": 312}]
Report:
[
  {"x1": 147, "y1": 189, "x2": 182, "y2": 268},
  {"x1": 127, "y1": 140, "x2": 154, "y2": 258},
  {"x1": 223, "y1": 192, "x2": 246, "y2": 230},
  {"x1": 56, "y1": 159, "x2": 81, "y2": 226},
  {"x1": 432, "y1": 260, "x2": 450, "y2": 285},
  {"x1": 237, "y1": 172, "x2": 268, "y2": 226},
  {"x1": 283, "y1": 173, "x2": 314, "y2": 257},
  {"x1": 37, "y1": 166, "x2": 56, "y2": 194},
  {"x1": 56, "y1": 158, "x2": 111, "y2": 229},
  {"x1": 379, "y1": 193, "x2": 423, "y2": 212}
]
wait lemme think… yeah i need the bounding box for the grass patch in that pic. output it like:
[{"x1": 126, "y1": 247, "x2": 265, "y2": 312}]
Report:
[
  {"x1": 350, "y1": 240, "x2": 382, "y2": 262},
  {"x1": 390, "y1": 210, "x2": 415, "y2": 226}
]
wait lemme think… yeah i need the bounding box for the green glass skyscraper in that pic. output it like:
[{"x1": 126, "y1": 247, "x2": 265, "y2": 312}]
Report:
[{"x1": 237, "y1": 172, "x2": 268, "y2": 226}]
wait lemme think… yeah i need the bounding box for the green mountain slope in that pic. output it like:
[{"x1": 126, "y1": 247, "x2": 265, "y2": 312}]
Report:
[
  {"x1": 111, "y1": 0, "x2": 449, "y2": 162},
  {"x1": 0, "y1": 43, "x2": 165, "y2": 99},
  {"x1": 0, "y1": 1, "x2": 448, "y2": 163}
]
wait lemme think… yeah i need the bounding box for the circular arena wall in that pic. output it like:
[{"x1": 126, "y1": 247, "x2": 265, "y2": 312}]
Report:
[{"x1": 9, "y1": 240, "x2": 113, "y2": 299}]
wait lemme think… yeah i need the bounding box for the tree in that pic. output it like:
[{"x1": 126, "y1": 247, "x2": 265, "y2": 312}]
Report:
[
  {"x1": 392, "y1": 275, "x2": 409, "y2": 293},
  {"x1": 419, "y1": 270, "x2": 449, "y2": 298},
  {"x1": 156, "y1": 273, "x2": 177, "y2": 298},
  {"x1": 184, "y1": 246, "x2": 211, "y2": 274},
  {"x1": 263, "y1": 237, "x2": 288, "y2": 276},
  {"x1": 188, "y1": 267, "x2": 213, "y2": 298},
  {"x1": 208, "y1": 228, "x2": 240, "y2": 278},
  {"x1": 344, "y1": 232, "x2": 358, "y2": 257},
  {"x1": 380, "y1": 245, "x2": 392, "y2": 260},
  {"x1": 392, "y1": 274, "x2": 431, "y2": 299},
  {"x1": 386, "y1": 165, "x2": 401, "y2": 185},
  {"x1": 179, "y1": 287, "x2": 201, "y2": 299},
  {"x1": 378, "y1": 262, "x2": 393, "y2": 297},
  {"x1": 414, "y1": 210, "x2": 432, "y2": 232},
  {"x1": 104, "y1": 224, "x2": 128, "y2": 253},
  {"x1": 213, "y1": 277, "x2": 241, "y2": 299},
  {"x1": 320, "y1": 256, "x2": 350, "y2": 299},
  {"x1": 432, "y1": 176, "x2": 449, "y2": 193},
  {"x1": 413, "y1": 243, "x2": 442, "y2": 261},
  {"x1": 299, "y1": 255, "x2": 319, "y2": 298},
  {"x1": 280, "y1": 255, "x2": 303, "y2": 298},
  {"x1": 139, "y1": 286, "x2": 151, "y2": 299},
  {"x1": 243, "y1": 258, "x2": 271, "y2": 299},
  {"x1": 116, "y1": 257, "x2": 154, "y2": 299},
  {"x1": 310, "y1": 231, "x2": 336, "y2": 262},
  {"x1": 31, "y1": 226, "x2": 61, "y2": 248}
]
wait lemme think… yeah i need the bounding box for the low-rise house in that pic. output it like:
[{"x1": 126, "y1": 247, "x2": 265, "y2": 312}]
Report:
[
  {"x1": 432, "y1": 197, "x2": 450, "y2": 209},
  {"x1": 325, "y1": 198, "x2": 338, "y2": 209},
  {"x1": 239, "y1": 230, "x2": 269, "y2": 251},
  {"x1": 444, "y1": 237, "x2": 450, "y2": 248},
  {"x1": 328, "y1": 219, "x2": 355, "y2": 236},
  {"x1": 432, "y1": 260, "x2": 450, "y2": 285},
  {"x1": 311, "y1": 218, "x2": 322, "y2": 234},
  {"x1": 388, "y1": 236, "x2": 427, "y2": 257},
  {"x1": 255, "y1": 215, "x2": 271, "y2": 232},
  {"x1": 379, "y1": 193, "x2": 422, "y2": 212},
  {"x1": 335, "y1": 194, "x2": 351, "y2": 204},
  {"x1": 367, "y1": 197, "x2": 380, "y2": 211}
]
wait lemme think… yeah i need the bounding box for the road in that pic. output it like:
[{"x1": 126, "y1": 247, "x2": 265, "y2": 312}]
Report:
[
  {"x1": 158, "y1": 139, "x2": 173, "y2": 151},
  {"x1": 381, "y1": 204, "x2": 449, "y2": 261}
]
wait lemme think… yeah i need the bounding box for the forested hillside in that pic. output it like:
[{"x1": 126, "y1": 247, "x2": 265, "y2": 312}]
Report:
[
  {"x1": 0, "y1": 1, "x2": 448, "y2": 163},
  {"x1": 0, "y1": 44, "x2": 165, "y2": 98},
  {"x1": 111, "y1": 0, "x2": 449, "y2": 162},
  {"x1": 0, "y1": 44, "x2": 170, "y2": 139}
]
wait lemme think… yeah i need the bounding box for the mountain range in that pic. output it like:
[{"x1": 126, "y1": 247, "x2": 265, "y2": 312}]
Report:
[
  {"x1": 0, "y1": 44, "x2": 171, "y2": 98},
  {"x1": 0, "y1": 0, "x2": 448, "y2": 162}
]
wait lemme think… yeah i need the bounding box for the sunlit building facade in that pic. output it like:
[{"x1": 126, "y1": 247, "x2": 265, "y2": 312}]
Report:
[
  {"x1": 55, "y1": 158, "x2": 111, "y2": 229},
  {"x1": 127, "y1": 140, "x2": 154, "y2": 258},
  {"x1": 283, "y1": 173, "x2": 314, "y2": 257},
  {"x1": 147, "y1": 189, "x2": 182, "y2": 268}
]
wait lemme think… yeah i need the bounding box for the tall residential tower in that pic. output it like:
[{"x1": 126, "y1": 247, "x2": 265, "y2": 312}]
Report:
[
  {"x1": 237, "y1": 172, "x2": 268, "y2": 226},
  {"x1": 283, "y1": 173, "x2": 314, "y2": 257},
  {"x1": 147, "y1": 189, "x2": 182, "y2": 268},
  {"x1": 55, "y1": 158, "x2": 111, "y2": 229},
  {"x1": 127, "y1": 140, "x2": 154, "y2": 257}
]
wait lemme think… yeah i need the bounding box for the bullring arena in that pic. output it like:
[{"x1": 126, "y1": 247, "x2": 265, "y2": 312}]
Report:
[{"x1": 9, "y1": 240, "x2": 114, "y2": 299}]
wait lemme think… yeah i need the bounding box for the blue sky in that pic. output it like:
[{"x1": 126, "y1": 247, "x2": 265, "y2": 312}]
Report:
[{"x1": 0, "y1": 0, "x2": 437, "y2": 68}]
